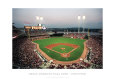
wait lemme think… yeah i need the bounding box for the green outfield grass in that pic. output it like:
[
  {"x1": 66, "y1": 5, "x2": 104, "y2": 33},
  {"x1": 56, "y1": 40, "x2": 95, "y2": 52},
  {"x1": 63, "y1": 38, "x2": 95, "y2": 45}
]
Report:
[{"x1": 33, "y1": 37, "x2": 86, "y2": 61}]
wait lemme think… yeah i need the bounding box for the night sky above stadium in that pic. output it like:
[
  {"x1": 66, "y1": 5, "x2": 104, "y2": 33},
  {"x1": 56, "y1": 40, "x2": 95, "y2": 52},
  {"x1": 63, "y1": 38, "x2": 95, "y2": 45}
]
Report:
[{"x1": 13, "y1": 8, "x2": 102, "y2": 28}]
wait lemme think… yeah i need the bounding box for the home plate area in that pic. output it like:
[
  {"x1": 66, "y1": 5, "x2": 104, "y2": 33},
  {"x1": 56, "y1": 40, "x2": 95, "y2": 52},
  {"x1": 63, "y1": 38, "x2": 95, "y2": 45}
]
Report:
[{"x1": 61, "y1": 53, "x2": 70, "y2": 57}]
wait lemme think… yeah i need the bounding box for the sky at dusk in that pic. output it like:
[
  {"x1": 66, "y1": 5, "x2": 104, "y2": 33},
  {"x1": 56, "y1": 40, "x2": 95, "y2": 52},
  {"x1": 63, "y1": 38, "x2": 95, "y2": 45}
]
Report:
[{"x1": 12, "y1": 8, "x2": 102, "y2": 28}]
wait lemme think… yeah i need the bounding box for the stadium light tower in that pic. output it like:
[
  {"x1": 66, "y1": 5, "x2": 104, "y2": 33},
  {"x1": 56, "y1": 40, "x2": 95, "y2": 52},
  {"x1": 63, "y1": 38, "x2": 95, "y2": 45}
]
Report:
[
  {"x1": 78, "y1": 15, "x2": 81, "y2": 33},
  {"x1": 40, "y1": 17, "x2": 43, "y2": 26},
  {"x1": 83, "y1": 16, "x2": 86, "y2": 20},
  {"x1": 82, "y1": 16, "x2": 86, "y2": 33},
  {"x1": 78, "y1": 16, "x2": 81, "y2": 20},
  {"x1": 36, "y1": 16, "x2": 39, "y2": 20},
  {"x1": 40, "y1": 17, "x2": 43, "y2": 20},
  {"x1": 36, "y1": 16, "x2": 44, "y2": 26}
]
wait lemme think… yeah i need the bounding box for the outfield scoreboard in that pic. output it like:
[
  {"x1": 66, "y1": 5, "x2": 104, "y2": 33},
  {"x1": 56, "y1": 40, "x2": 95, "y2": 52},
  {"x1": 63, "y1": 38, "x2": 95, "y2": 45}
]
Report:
[
  {"x1": 24, "y1": 26, "x2": 44, "y2": 30},
  {"x1": 24, "y1": 25, "x2": 46, "y2": 38},
  {"x1": 24, "y1": 25, "x2": 46, "y2": 30}
]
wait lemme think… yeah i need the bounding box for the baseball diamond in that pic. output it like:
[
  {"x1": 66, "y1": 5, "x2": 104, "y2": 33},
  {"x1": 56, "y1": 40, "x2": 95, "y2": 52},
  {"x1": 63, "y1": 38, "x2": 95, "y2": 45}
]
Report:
[{"x1": 33, "y1": 37, "x2": 88, "y2": 64}]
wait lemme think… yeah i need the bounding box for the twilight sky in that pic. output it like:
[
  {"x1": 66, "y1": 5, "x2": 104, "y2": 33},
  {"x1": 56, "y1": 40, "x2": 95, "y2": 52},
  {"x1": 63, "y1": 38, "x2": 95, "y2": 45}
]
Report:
[{"x1": 12, "y1": 8, "x2": 102, "y2": 28}]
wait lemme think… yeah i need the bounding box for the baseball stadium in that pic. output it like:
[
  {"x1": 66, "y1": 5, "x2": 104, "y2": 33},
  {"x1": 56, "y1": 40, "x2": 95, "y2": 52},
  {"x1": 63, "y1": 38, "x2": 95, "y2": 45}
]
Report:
[{"x1": 12, "y1": 8, "x2": 103, "y2": 69}]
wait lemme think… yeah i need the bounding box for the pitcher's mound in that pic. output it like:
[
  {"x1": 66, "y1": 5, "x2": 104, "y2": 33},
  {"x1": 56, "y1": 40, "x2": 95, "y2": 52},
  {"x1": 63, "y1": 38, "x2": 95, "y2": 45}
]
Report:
[{"x1": 61, "y1": 48, "x2": 65, "y2": 50}]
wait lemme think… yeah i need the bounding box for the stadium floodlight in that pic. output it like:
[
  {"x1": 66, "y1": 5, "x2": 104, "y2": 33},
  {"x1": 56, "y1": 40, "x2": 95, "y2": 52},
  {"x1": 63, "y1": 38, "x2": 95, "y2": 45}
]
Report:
[
  {"x1": 82, "y1": 16, "x2": 86, "y2": 33},
  {"x1": 83, "y1": 16, "x2": 86, "y2": 20},
  {"x1": 77, "y1": 15, "x2": 81, "y2": 34},
  {"x1": 40, "y1": 17, "x2": 43, "y2": 20},
  {"x1": 78, "y1": 16, "x2": 81, "y2": 20},
  {"x1": 36, "y1": 16, "x2": 44, "y2": 26},
  {"x1": 39, "y1": 24, "x2": 41, "y2": 26},
  {"x1": 36, "y1": 16, "x2": 39, "y2": 20}
]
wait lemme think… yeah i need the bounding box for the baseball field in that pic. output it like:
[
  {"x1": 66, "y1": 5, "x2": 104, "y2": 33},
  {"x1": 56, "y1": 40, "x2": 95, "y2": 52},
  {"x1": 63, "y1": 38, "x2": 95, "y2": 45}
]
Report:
[{"x1": 33, "y1": 37, "x2": 87, "y2": 64}]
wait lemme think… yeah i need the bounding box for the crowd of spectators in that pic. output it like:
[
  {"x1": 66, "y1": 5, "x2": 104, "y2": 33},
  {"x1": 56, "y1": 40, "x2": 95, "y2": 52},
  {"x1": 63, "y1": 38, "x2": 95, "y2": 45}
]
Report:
[
  {"x1": 13, "y1": 36, "x2": 42, "y2": 69},
  {"x1": 46, "y1": 61, "x2": 91, "y2": 69},
  {"x1": 86, "y1": 35, "x2": 103, "y2": 68},
  {"x1": 64, "y1": 33, "x2": 87, "y2": 39}
]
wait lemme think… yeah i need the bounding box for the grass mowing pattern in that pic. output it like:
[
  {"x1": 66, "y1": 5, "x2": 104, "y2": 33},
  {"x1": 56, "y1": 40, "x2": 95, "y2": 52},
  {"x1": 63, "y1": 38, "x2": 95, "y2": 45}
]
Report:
[{"x1": 33, "y1": 37, "x2": 86, "y2": 61}]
